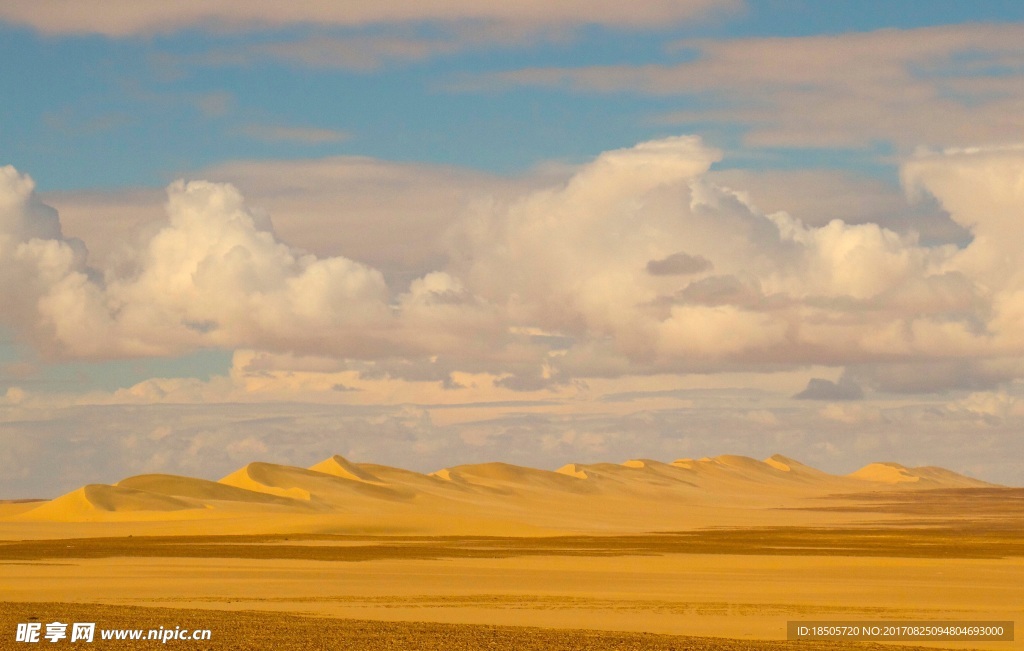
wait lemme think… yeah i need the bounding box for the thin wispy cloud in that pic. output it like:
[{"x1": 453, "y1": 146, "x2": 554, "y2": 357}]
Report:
[
  {"x1": 234, "y1": 123, "x2": 350, "y2": 144},
  {"x1": 0, "y1": 0, "x2": 741, "y2": 36},
  {"x1": 477, "y1": 23, "x2": 1024, "y2": 149}
]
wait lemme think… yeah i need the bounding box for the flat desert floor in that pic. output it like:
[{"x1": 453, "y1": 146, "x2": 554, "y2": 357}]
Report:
[
  {"x1": 1, "y1": 458, "x2": 1021, "y2": 650},
  {"x1": 1, "y1": 525, "x2": 1022, "y2": 649}
]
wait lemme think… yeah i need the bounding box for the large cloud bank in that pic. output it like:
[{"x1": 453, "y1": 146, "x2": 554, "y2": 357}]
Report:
[{"x1": 3, "y1": 136, "x2": 1023, "y2": 392}]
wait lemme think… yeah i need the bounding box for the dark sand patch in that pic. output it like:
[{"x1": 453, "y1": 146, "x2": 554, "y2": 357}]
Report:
[
  {"x1": 2, "y1": 524, "x2": 1023, "y2": 563},
  {"x1": 0, "y1": 602, "x2": 964, "y2": 651}
]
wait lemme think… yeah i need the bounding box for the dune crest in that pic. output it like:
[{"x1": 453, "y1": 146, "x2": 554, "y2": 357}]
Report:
[
  {"x1": 763, "y1": 455, "x2": 791, "y2": 472},
  {"x1": 849, "y1": 462, "x2": 920, "y2": 483},
  {"x1": 309, "y1": 455, "x2": 383, "y2": 484},
  {"x1": 556, "y1": 463, "x2": 588, "y2": 479},
  {"x1": 9, "y1": 453, "x2": 998, "y2": 533},
  {"x1": 219, "y1": 463, "x2": 315, "y2": 501},
  {"x1": 118, "y1": 473, "x2": 302, "y2": 506},
  {"x1": 848, "y1": 461, "x2": 991, "y2": 487}
]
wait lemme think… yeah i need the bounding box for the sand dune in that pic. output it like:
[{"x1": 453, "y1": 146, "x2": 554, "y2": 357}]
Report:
[
  {"x1": 434, "y1": 462, "x2": 596, "y2": 494},
  {"x1": 666, "y1": 455, "x2": 851, "y2": 495},
  {"x1": 220, "y1": 461, "x2": 414, "y2": 505},
  {"x1": 309, "y1": 455, "x2": 384, "y2": 484},
  {"x1": 561, "y1": 459, "x2": 701, "y2": 491},
  {"x1": 556, "y1": 463, "x2": 588, "y2": 479},
  {"x1": 219, "y1": 463, "x2": 317, "y2": 502},
  {"x1": 761, "y1": 454, "x2": 835, "y2": 479},
  {"x1": 848, "y1": 462, "x2": 993, "y2": 487},
  {"x1": 20, "y1": 484, "x2": 203, "y2": 521},
  {"x1": 673, "y1": 454, "x2": 825, "y2": 480},
  {"x1": 117, "y1": 474, "x2": 309, "y2": 507},
  {"x1": 6, "y1": 454, "x2": 1000, "y2": 533},
  {"x1": 849, "y1": 462, "x2": 922, "y2": 483}
]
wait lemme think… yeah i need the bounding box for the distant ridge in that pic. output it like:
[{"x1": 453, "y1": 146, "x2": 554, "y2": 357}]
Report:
[{"x1": 9, "y1": 454, "x2": 998, "y2": 533}]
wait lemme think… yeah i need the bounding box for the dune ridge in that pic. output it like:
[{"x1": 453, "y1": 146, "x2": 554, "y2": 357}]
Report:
[
  {"x1": 8, "y1": 454, "x2": 997, "y2": 533},
  {"x1": 310, "y1": 455, "x2": 384, "y2": 484}
]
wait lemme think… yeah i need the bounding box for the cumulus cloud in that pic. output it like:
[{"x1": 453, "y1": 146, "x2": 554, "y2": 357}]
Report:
[
  {"x1": 902, "y1": 146, "x2": 1024, "y2": 353},
  {"x1": 10, "y1": 135, "x2": 1024, "y2": 394},
  {"x1": 1, "y1": 168, "x2": 392, "y2": 358},
  {"x1": 706, "y1": 169, "x2": 970, "y2": 247},
  {"x1": 44, "y1": 157, "x2": 546, "y2": 289},
  {"x1": 198, "y1": 156, "x2": 554, "y2": 286},
  {"x1": 0, "y1": 167, "x2": 91, "y2": 352},
  {"x1": 448, "y1": 136, "x2": 785, "y2": 364},
  {"x1": 441, "y1": 135, "x2": 990, "y2": 376}
]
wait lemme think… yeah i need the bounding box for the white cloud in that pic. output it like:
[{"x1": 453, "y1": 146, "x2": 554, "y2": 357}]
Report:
[
  {"x1": 441, "y1": 135, "x2": 983, "y2": 374},
  {"x1": 483, "y1": 24, "x2": 1024, "y2": 150},
  {"x1": 2, "y1": 387, "x2": 26, "y2": 405},
  {"x1": 2, "y1": 169, "x2": 392, "y2": 358},
  {"x1": 706, "y1": 169, "x2": 970, "y2": 247},
  {"x1": 449, "y1": 136, "x2": 778, "y2": 355},
  {"x1": 193, "y1": 155, "x2": 553, "y2": 285},
  {"x1": 11, "y1": 136, "x2": 1024, "y2": 391},
  {"x1": 819, "y1": 403, "x2": 881, "y2": 425},
  {"x1": 902, "y1": 145, "x2": 1024, "y2": 356},
  {"x1": 948, "y1": 391, "x2": 1021, "y2": 421},
  {"x1": 215, "y1": 24, "x2": 562, "y2": 71},
  {"x1": 0, "y1": 166, "x2": 91, "y2": 352},
  {"x1": 0, "y1": 0, "x2": 740, "y2": 36},
  {"x1": 233, "y1": 123, "x2": 349, "y2": 144}
]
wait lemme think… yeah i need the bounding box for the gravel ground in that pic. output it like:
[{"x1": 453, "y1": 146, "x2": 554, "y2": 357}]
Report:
[{"x1": 1, "y1": 602, "x2": 956, "y2": 651}]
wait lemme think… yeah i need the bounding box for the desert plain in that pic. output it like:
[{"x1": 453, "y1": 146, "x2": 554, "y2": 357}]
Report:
[{"x1": 1, "y1": 454, "x2": 1021, "y2": 650}]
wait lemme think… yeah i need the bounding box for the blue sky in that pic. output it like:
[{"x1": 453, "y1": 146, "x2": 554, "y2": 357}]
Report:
[
  {"x1": 4, "y1": 0, "x2": 1023, "y2": 190},
  {"x1": 2, "y1": 1, "x2": 1024, "y2": 496}
]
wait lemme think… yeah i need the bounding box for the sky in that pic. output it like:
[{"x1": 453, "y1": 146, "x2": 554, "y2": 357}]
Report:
[{"x1": 2, "y1": 1, "x2": 1024, "y2": 497}]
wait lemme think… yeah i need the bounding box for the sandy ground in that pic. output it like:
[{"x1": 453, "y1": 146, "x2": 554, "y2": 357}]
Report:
[
  {"x1": 1, "y1": 530, "x2": 1020, "y2": 650},
  {"x1": 2, "y1": 455, "x2": 1005, "y2": 538},
  {"x1": 0, "y1": 602, "x2": 962, "y2": 651},
  {"x1": 1, "y1": 459, "x2": 1019, "y2": 649}
]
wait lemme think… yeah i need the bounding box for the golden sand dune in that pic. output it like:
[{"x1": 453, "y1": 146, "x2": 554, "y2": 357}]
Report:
[
  {"x1": 849, "y1": 462, "x2": 923, "y2": 483},
  {"x1": 21, "y1": 484, "x2": 203, "y2": 521},
  {"x1": 5, "y1": 454, "x2": 998, "y2": 533},
  {"x1": 847, "y1": 461, "x2": 992, "y2": 487},
  {"x1": 434, "y1": 462, "x2": 597, "y2": 495},
  {"x1": 117, "y1": 473, "x2": 308, "y2": 506},
  {"x1": 310, "y1": 455, "x2": 384, "y2": 483},
  {"x1": 220, "y1": 461, "x2": 415, "y2": 505}
]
